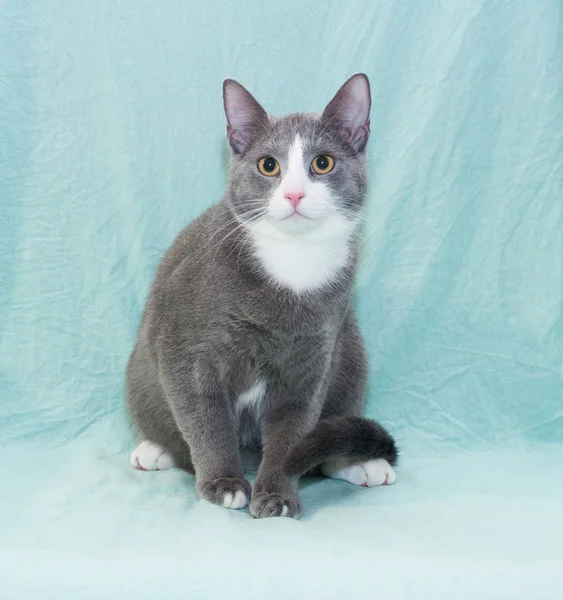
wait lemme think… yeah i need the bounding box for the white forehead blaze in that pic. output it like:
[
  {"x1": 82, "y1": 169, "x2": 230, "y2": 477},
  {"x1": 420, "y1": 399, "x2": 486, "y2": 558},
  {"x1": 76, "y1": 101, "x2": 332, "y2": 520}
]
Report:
[{"x1": 282, "y1": 134, "x2": 307, "y2": 195}]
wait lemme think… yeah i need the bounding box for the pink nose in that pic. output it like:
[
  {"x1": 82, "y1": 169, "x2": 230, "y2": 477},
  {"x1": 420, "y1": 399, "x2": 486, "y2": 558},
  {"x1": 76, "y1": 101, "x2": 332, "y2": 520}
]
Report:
[{"x1": 284, "y1": 191, "x2": 305, "y2": 208}]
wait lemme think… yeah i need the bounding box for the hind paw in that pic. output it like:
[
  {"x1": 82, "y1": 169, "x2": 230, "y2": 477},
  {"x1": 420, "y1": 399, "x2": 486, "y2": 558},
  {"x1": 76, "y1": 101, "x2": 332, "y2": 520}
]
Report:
[
  {"x1": 321, "y1": 458, "x2": 396, "y2": 487},
  {"x1": 130, "y1": 441, "x2": 175, "y2": 471}
]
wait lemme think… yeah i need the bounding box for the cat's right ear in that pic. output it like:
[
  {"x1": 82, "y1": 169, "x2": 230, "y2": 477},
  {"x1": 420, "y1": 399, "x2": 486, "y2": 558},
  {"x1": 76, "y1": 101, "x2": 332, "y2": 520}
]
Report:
[{"x1": 223, "y1": 79, "x2": 268, "y2": 154}]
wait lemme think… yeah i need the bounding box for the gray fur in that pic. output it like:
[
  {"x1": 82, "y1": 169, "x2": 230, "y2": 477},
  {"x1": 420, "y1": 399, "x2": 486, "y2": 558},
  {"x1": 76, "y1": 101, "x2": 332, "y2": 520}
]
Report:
[{"x1": 126, "y1": 74, "x2": 397, "y2": 519}]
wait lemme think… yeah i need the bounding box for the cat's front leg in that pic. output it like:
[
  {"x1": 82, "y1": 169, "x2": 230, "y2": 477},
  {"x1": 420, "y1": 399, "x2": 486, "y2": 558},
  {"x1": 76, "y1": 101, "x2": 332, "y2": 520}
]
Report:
[
  {"x1": 159, "y1": 346, "x2": 250, "y2": 510},
  {"x1": 250, "y1": 426, "x2": 302, "y2": 518},
  {"x1": 250, "y1": 388, "x2": 324, "y2": 519}
]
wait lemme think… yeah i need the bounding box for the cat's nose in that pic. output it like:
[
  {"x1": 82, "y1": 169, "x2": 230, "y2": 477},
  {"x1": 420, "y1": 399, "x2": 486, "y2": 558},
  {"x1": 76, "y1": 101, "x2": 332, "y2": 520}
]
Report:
[{"x1": 284, "y1": 191, "x2": 305, "y2": 208}]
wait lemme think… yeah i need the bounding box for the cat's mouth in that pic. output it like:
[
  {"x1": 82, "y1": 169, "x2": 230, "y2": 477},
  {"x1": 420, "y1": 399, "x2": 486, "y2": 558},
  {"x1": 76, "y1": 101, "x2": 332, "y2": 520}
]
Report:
[
  {"x1": 264, "y1": 204, "x2": 329, "y2": 233},
  {"x1": 272, "y1": 210, "x2": 326, "y2": 234},
  {"x1": 282, "y1": 210, "x2": 314, "y2": 221}
]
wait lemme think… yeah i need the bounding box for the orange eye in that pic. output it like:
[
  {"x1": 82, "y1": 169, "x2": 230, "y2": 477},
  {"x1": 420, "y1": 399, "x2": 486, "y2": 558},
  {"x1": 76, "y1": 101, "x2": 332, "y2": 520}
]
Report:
[
  {"x1": 258, "y1": 157, "x2": 280, "y2": 177},
  {"x1": 311, "y1": 155, "x2": 334, "y2": 175}
]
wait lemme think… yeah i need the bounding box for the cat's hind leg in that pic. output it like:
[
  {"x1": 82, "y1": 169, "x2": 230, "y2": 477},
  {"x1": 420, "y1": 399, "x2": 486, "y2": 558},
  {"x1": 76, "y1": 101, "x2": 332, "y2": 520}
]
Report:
[
  {"x1": 130, "y1": 440, "x2": 175, "y2": 471},
  {"x1": 319, "y1": 314, "x2": 397, "y2": 488}
]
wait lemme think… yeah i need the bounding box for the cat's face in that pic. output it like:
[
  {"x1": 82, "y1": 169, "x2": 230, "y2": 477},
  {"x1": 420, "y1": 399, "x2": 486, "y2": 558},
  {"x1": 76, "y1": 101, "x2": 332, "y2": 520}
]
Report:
[{"x1": 223, "y1": 75, "x2": 371, "y2": 238}]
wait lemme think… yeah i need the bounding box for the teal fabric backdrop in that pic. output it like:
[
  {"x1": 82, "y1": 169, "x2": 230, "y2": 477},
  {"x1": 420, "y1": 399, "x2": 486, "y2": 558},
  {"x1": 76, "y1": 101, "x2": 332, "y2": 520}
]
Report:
[{"x1": 1, "y1": 1, "x2": 562, "y2": 598}]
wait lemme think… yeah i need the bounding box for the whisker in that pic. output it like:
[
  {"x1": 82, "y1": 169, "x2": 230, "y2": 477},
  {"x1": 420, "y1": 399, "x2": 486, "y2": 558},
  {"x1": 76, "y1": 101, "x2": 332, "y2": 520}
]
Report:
[
  {"x1": 206, "y1": 206, "x2": 266, "y2": 247},
  {"x1": 209, "y1": 210, "x2": 268, "y2": 260}
]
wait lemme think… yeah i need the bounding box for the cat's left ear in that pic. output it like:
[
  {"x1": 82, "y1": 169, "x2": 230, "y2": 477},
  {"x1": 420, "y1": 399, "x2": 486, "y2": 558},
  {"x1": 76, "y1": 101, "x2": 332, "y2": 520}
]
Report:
[
  {"x1": 321, "y1": 73, "x2": 371, "y2": 153},
  {"x1": 223, "y1": 79, "x2": 269, "y2": 154}
]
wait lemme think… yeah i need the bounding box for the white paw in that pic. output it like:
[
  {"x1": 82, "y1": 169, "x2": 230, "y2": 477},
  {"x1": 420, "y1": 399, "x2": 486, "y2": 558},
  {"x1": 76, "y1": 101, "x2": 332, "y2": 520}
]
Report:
[
  {"x1": 221, "y1": 490, "x2": 248, "y2": 509},
  {"x1": 364, "y1": 458, "x2": 396, "y2": 486},
  {"x1": 130, "y1": 441, "x2": 175, "y2": 471},
  {"x1": 321, "y1": 458, "x2": 396, "y2": 487}
]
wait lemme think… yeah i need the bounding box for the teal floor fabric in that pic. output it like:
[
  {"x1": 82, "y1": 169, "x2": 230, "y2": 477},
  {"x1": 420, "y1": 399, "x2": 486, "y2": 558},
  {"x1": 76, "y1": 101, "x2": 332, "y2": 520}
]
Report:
[
  {"x1": 1, "y1": 1, "x2": 562, "y2": 598},
  {"x1": 2, "y1": 442, "x2": 562, "y2": 599}
]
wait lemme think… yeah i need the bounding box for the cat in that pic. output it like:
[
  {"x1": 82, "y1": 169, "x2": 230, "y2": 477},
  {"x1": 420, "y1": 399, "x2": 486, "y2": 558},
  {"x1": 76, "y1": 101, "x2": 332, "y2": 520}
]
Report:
[{"x1": 126, "y1": 73, "x2": 398, "y2": 519}]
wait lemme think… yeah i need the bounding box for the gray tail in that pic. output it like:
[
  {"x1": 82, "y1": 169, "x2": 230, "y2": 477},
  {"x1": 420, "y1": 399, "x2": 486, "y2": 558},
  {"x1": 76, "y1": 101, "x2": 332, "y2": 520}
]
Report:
[{"x1": 284, "y1": 416, "x2": 398, "y2": 477}]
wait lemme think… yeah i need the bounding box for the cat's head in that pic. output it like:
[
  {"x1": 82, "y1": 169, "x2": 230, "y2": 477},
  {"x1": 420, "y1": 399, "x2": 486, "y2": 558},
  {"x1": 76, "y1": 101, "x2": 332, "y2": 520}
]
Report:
[{"x1": 223, "y1": 74, "x2": 371, "y2": 238}]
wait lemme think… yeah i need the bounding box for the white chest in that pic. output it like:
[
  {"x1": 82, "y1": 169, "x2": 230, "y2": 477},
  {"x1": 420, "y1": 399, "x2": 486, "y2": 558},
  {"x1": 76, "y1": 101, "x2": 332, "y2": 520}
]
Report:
[
  {"x1": 249, "y1": 216, "x2": 355, "y2": 293},
  {"x1": 236, "y1": 380, "x2": 266, "y2": 415}
]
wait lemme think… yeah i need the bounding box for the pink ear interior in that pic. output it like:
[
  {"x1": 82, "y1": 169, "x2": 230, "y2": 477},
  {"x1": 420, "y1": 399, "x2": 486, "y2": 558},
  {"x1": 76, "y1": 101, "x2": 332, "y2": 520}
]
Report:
[
  {"x1": 322, "y1": 74, "x2": 371, "y2": 152},
  {"x1": 223, "y1": 79, "x2": 268, "y2": 154}
]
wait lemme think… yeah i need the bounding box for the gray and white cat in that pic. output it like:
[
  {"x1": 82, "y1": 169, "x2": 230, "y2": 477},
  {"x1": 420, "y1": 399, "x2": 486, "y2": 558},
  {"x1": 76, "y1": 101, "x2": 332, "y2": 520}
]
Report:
[{"x1": 126, "y1": 74, "x2": 398, "y2": 519}]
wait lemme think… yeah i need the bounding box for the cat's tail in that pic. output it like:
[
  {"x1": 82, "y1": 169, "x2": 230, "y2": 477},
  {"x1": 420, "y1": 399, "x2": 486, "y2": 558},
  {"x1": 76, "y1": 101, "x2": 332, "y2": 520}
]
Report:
[{"x1": 283, "y1": 416, "x2": 398, "y2": 477}]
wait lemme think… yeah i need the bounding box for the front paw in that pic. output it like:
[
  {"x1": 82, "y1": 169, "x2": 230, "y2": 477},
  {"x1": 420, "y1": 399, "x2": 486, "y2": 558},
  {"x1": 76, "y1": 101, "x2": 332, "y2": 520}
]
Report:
[
  {"x1": 250, "y1": 491, "x2": 302, "y2": 519},
  {"x1": 197, "y1": 477, "x2": 251, "y2": 510}
]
